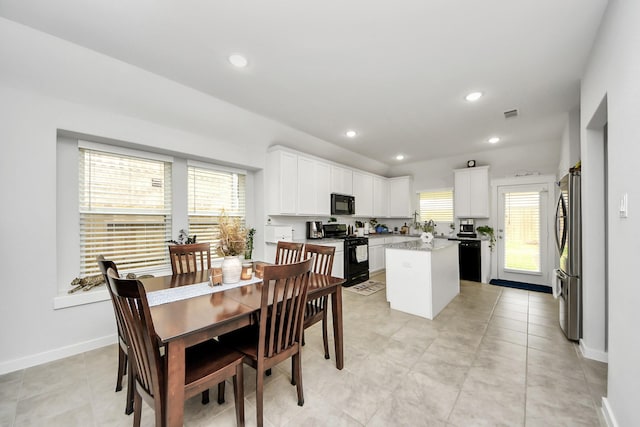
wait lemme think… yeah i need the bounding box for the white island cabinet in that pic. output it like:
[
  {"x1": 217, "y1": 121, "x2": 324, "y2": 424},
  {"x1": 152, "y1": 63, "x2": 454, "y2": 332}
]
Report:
[{"x1": 385, "y1": 239, "x2": 459, "y2": 319}]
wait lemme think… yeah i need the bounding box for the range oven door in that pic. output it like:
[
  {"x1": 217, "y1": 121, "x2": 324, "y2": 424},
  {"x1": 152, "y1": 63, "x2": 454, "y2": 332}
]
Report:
[{"x1": 344, "y1": 239, "x2": 369, "y2": 286}]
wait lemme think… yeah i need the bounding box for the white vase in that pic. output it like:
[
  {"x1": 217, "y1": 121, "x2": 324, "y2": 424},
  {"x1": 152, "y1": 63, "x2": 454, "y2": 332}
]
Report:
[{"x1": 222, "y1": 256, "x2": 242, "y2": 284}]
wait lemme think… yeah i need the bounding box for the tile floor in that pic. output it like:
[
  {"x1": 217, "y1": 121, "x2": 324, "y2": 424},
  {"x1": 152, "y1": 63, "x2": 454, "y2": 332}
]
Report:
[{"x1": 0, "y1": 274, "x2": 608, "y2": 426}]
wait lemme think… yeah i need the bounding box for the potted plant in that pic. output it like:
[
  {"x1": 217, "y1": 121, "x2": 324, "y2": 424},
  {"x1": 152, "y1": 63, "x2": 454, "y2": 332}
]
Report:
[
  {"x1": 216, "y1": 209, "x2": 247, "y2": 283},
  {"x1": 476, "y1": 225, "x2": 496, "y2": 251},
  {"x1": 244, "y1": 228, "x2": 256, "y2": 260}
]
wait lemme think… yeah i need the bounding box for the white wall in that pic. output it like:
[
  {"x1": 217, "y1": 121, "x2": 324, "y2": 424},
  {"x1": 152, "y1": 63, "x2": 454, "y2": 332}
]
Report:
[
  {"x1": 557, "y1": 106, "x2": 581, "y2": 178},
  {"x1": 388, "y1": 140, "x2": 561, "y2": 190},
  {"x1": 0, "y1": 17, "x2": 387, "y2": 373},
  {"x1": 580, "y1": 1, "x2": 640, "y2": 425}
]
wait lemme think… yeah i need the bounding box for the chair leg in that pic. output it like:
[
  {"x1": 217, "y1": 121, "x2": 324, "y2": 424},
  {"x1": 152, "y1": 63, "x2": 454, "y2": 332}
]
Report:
[
  {"x1": 133, "y1": 389, "x2": 142, "y2": 427},
  {"x1": 294, "y1": 353, "x2": 304, "y2": 406},
  {"x1": 322, "y1": 314, "x2": 330, "y2": 360},
  {"x1": 201, "y1": 389, "x2": 210, "y2": 405},
  {"x1": 116, "y1": 346, "x2": 126, "y2": 392},
  {"x1": 256, "y1": 368, "x2": 264, "y2": 427},
  {"x1": 290, "y1": 357, "x2": 297, "y2": 386},
  {"x1": 302, "y1": 330, "x2": 306, "y2": 346},
  {"x1": 217, "y1": 381, "x2": 226, "y2": 404},
  {"x1": 233, "y1": 364, "x2": 245, "y2": 427},
  {"x1": 265, "y1": 368, "x2": 272, "y2": 376},
  {"x1": 125, "y1": 356, "x2": 134, "y2": 415}
]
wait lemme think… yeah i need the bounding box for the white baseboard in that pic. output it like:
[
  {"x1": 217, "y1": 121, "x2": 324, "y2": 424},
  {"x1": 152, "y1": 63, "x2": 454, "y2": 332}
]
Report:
[
  {"x1": 0, "y1": 334, "x2": 117, "y2": 375},
  {"x1": 579, "y1": 339, "x2": 608, "y2": 363},
  {"x1": 601, "y1": 397, "x2": 619, "y2": 427}
]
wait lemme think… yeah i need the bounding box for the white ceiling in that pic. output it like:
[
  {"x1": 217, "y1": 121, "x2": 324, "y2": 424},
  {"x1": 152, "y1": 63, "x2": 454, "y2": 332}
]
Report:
[{"x1": 0, "y1": 0, "x2": 608, "y2": 166}]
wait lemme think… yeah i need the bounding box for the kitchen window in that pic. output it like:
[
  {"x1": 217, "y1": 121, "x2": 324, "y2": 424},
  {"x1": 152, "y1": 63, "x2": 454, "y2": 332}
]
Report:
[
  {"x1": 419, "y1": 189, "x2": 454, "y2": 222},
  {"x1": 79, "y1": 146, "x2": 172, "y2": 276},
  {"x1": 187, "y1": 162, "x2": 246, "y2": 254}
]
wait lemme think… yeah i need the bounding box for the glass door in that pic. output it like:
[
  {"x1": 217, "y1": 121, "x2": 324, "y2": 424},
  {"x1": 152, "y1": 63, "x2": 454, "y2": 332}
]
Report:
[{"x1": 497, "y1": 183, "x2": 549, "y2": 284}]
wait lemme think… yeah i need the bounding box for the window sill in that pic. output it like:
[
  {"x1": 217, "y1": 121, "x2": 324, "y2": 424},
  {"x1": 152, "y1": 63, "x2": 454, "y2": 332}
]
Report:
[{"x1": 53, "y1": 288, "x2": 110, "y2": 310}]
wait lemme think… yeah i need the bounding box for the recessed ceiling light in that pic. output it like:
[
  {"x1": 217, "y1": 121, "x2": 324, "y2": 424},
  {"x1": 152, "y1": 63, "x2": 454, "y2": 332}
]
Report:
[
  {"x1": 465, "y1": 91, "x2": 483, "y2": 102},
  {"x1": 228, "y1": 54, "x2": 248, "y2": 68},
  {"x1": 345, "y1": 130, "x2": 357, "y2": 138},
  {"x1": 395, "y1": 154, "x2": 405, "y2": 161},
  {"x1": 488, "y1": 137, "x2": 500, "y2": 144}
]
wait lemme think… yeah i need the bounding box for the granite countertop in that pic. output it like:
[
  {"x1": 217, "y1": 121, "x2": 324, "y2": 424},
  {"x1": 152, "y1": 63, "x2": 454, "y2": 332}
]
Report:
[{"x1": 385, "y1": 239, "x2": 458, "y2": 251}]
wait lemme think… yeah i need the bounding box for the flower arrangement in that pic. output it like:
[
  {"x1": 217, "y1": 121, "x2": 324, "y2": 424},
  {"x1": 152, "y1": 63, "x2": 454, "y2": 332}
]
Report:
[
  {"x1": 216, "y1": 209, "x2": 247, "y2": 257},
  {"x1": 419, "y1": 219, "x2": 437, "y2": 234}
]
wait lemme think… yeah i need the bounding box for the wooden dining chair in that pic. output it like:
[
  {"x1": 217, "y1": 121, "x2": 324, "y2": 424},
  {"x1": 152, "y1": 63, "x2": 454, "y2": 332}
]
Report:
[
  {"x1": 274, "y1": 241, "x2": 304, "y2": 265},
  {"x1": 104, "y1": 270, "x2": 246, "y2": 427},
  {"x1": 169, "y1": 242, "x2": 212, "y2": 274},
  {"x1": 220, "y1": 258, "x2": 313, "y2": 427},
  {"x1": 97, "y1": 257, "x2": 134, "y2": 415},
  {"x1": 302, "y1": 244, "x2": 335, "y2": 360}
]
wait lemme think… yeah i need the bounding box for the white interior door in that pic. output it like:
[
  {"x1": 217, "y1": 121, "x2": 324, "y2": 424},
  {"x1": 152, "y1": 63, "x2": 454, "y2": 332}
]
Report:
[{"x1": 497, "y1": 183, "x2": 549, "y2": 284}]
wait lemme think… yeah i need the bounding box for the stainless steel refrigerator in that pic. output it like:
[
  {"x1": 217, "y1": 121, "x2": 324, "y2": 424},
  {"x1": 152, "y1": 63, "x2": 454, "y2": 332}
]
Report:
[{"x1": 555, "y1": 169, "x2": 581, "y2": 341}]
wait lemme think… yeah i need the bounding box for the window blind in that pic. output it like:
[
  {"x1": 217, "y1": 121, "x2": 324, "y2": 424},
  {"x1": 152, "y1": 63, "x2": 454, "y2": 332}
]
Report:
[
  {"x1": 503, "y1": 191, "x2": 540, "y2": 272},
  {"x1": 79, "y1": 149, "x2": 172, "y2": 276},
  {"x1": 419, "y1": 189, "x2": 453, "y2": 222},
  {"x1": 188, "y1": 166, "x2": 246, "y2": 254}
]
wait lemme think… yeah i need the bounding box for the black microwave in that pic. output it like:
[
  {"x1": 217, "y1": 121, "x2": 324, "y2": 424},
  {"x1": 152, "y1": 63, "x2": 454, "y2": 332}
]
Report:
[{"x1": 331, "y1": 193, "x2": 355, "y2": 215}]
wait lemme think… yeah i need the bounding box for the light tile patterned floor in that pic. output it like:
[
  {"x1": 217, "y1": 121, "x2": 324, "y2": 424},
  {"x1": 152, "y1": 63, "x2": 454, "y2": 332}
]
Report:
[{"x1": 0, "y1": 274, "x2": 607, "y2": 426}]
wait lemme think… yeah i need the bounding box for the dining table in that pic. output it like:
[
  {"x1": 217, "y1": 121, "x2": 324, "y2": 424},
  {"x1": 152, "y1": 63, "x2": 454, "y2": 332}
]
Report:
[{"x1": 140, "y1": 268, "x2": 345, "y2": 427}]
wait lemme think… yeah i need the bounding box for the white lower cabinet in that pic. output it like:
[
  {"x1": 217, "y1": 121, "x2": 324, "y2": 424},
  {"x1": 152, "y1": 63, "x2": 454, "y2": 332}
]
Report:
[
  {"x1": 315, "y1": 241, "x2": 344, "y2": 279},
  {"x1": 265, "y1": 241, "x2": 344, "y2": 278},
  {"x1": 369, "y1": 237, "x2": 388, "y2": 272},
  {"x1": 481, "y1": 240, "x2": 491, "y2": 283}
]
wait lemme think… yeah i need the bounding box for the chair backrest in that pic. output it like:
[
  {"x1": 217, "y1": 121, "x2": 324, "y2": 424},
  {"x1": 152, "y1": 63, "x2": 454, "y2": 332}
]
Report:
[
  {"x1": 169, "y1": 243, "x2": 212, "y2": 274},
  {"x1": 97, "y1": 258, "x2": 128, "y2": 344},
  {"x1": 275, "y1": 241, "x2": 304, "y2": 265},
  {"x1": 105, "y1": 270, "x2": 164, "y2": 403},
  {"x1": 303, "y1": 244, "x2": 335, "y2": 276},
  {"x1": 259, "y1": 258, "x2": 313, "y2": 359}
]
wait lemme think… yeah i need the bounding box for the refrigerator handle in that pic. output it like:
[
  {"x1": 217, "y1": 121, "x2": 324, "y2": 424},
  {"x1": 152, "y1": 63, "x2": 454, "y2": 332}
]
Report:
[{"x1": 555, "y1": 196, "x2": 567, "y2": 254}]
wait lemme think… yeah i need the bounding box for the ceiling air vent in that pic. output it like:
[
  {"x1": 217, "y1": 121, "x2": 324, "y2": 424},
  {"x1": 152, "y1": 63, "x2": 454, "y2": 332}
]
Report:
[{"x1": 504, "y1": 109, "x2": 519, "y2": 119}]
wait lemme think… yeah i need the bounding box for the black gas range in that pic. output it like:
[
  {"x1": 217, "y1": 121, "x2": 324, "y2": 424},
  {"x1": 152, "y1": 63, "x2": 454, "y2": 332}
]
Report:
[{"x1": 322, "y1": 224, "x2": 370, "y2": 287}]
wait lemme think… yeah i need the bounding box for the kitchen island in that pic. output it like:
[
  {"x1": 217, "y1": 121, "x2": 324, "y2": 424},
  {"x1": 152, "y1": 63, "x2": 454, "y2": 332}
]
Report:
[{"x1": 385, "y1": 239, "x2": 459, "y2": 319}]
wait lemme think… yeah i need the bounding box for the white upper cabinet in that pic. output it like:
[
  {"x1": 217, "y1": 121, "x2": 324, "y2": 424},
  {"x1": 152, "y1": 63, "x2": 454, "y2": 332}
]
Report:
[
  {"x1": 266, "y1": 150, "x2": 298, "y2": 215},
  {"x1": 454, "y1": 166, "x2": 489, "y2": 218},
  {"x1": 296, "y1": 157, "x2": 330, "y2": 215},
  {"x1": 388, "y1": 176, "x2": 413, "y2": 218},
  {"x1": 267, "y1": 147, "x2": 414, "y2": 218},
  {"x1": 372, "y1": 176, "x2": 389, "y2": 218},
  {"x1": 330, "y1": 165, "x2": 353, "y2": 195},
  {"x1": 314, "y1": 161, "x2": 331, "y2": 215},
  {"x1": 352, "y1": 171, "x2": 373, "y2": 217}
]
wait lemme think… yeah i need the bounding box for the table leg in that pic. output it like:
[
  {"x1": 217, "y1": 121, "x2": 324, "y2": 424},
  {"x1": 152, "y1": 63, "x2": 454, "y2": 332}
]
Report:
[
  {"x1": 331, "y1": 286, "x2": 344, "y2": 369},
  {"x1": 165, "y1": 340, "x2": 186, "y2": 427}
]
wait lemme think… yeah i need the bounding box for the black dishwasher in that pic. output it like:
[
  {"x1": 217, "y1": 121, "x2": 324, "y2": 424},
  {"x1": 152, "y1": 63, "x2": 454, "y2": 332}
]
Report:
[{"x1": 458, "y1": 239, "x2": 481, "y2": 282}]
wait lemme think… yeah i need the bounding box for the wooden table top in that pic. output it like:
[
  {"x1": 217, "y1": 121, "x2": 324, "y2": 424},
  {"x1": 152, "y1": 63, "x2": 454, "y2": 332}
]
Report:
[{"x1": 142, "y1": 271, "x2": 344, "y2": 343}]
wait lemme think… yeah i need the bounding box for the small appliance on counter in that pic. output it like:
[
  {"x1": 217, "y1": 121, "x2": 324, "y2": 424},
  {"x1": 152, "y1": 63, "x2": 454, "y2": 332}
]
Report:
[
  {"x1": 323, "y1": 223, "x2": 348, "y2": 239},
  {"x1": 306, "y1": 221, "x2": 323, "y2": 239},
  {"x1": 457, "y1": 219, "x2": 477, "y2": 238}
]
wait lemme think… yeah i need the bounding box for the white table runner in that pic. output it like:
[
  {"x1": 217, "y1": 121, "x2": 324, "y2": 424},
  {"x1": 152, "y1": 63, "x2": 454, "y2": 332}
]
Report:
[{"x1": 147, "y1": 276, "x2": 262, "y2": 307}]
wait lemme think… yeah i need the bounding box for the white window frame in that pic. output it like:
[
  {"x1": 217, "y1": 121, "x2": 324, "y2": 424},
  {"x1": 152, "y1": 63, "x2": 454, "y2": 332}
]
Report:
[
  {"x1": 418, "y1": 188, "x2": 454, "y2": 223},
  {"x1": 187, "y1": 160, "x2": 247, "y2": 258},
  {"x1": 54, "y1": 138, "x2": 252, "y2": 309},
  {"x1": 78, "y1": 141, "x2": 174, "y2": 277}
]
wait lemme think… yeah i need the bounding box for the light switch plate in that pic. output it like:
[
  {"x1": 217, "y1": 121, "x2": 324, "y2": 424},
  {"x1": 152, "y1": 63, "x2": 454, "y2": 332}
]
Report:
[{"x1": 619, "y1": 193, "x2": 628, "y2": 218}]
